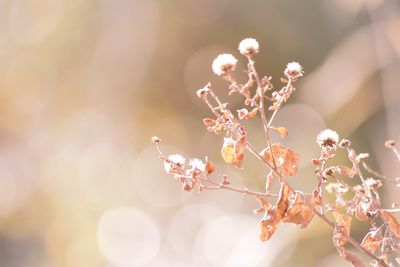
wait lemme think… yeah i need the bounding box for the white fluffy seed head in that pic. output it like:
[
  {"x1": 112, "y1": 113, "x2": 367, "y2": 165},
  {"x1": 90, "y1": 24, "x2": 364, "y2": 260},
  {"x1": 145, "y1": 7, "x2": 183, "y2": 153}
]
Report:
[
  {"x1": 284, "y1": 62, "x2": 303, "y2": 79},
  {"x1": 212, "y1": 54, "x2": 238, "y2": 76},
  {"x1": 189, "y1": 158, "x2": 206, "y2": 173},
  {"x1": 317, "y1": 129, "x2": 339, "y2": 149},
  {"x1": 164, "y1": 154, "x2": 186, "y2": 173},
  {"x1": 238, "y1": 38, "x2": 259, "y2": 56}
]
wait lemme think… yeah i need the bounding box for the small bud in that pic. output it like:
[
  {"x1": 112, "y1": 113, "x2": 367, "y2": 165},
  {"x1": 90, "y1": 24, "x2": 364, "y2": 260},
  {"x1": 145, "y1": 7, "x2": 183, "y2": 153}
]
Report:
[
  {"x1": 385, "y1": 140, "x2": 396, "y2": 148},
  {"x1": 312, "y1": 158, "x2": 321, "y2": 165},
  {"x1": 196, "y1": 83, "x2": 211, "y2": 98},
  {"x1": 238, "y1": 38, "x2": 259, "y2": 56},
  {"x1": 323, "y1": 167, "x2": 336, "y2": 177},
  {"x1": 183, "y1": 182, "x2": 192, "y2": 191},
  {"x1": 339, "y1": 139, "x2": 351, "y2": 148},
  {"x1": 151, "y1": 136, "x2": 161, "y2": 143},
  {"x1": 212, "y1": 54, "x2": 238, "y2": 76}
]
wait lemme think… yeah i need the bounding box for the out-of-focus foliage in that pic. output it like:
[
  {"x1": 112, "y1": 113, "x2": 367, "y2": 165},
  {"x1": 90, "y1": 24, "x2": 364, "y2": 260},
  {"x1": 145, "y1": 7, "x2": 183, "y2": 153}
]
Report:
[{"x1": 0, "y1": 0, "x2": 399, "y2": 266}]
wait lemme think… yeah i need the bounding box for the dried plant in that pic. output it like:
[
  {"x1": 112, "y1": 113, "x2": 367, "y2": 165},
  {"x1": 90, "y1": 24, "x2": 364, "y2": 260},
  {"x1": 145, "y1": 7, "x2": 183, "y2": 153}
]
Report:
[{"x1": 152, "y1": 38, "x2": 400, "y2": 267}]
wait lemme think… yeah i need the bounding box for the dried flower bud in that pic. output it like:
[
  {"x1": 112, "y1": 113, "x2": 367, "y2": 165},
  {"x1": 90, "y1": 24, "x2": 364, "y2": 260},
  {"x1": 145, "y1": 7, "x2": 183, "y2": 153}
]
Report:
[
  {"x1": 164, "y1": 154, "x2": 186, "y2": 174},
  {"x1": 323, "y1": 167, "x2": 336, "y2": 177},
  {"x1": 151, "y1": 136, "x2": 161, "y2": 143},
  {"x1": 284, "y1": 62, "x2": 304, "y2": 79},
  {"x1": 238, "y1": 38, "x2": 259, "y2": 56},
  {"x1": 385, "y1": 140, "x2": 396, "y2": 148},
  {"x1": 212, "y1": 54, "x2": 238, "y2": 76},
  {"x1": 183, "y1": 182, "x2": 192, "y2": 191},
  {"x1": 365, "y1": 178, "x2": 382, "y2": 190},
  {"x1": 317, "y1": 129, "x2": 339, "y2": 149},
  {"x1": 339, "y1": 139, "x2": 351, "y2": 148},
  {"x1": 196, "y1": 83, "x2": 211, "y2": 98}
]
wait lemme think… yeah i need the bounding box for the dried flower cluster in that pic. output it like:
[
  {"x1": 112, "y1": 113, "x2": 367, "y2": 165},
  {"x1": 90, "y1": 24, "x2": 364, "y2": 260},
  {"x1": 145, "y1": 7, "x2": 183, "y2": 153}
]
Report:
[{"x1": 153, "y1": 38, "x2": 400, "y2": 266}]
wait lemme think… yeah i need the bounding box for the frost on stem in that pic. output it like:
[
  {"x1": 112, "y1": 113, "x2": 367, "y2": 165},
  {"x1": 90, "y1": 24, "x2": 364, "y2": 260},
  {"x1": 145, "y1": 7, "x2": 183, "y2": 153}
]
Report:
[{"x1": 153, "y1": 39, "x2": 399, "y2": 267}]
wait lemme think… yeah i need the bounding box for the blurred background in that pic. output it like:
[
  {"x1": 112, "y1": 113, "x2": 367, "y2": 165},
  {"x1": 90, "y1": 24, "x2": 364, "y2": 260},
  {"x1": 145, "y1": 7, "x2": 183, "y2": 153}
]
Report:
[{"x1": 0, "y1": 0, "x2": 399, "y2": 266}]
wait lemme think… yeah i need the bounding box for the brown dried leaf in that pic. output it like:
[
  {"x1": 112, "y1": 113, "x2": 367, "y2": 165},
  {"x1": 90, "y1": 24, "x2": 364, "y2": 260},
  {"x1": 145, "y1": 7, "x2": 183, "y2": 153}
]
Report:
[
  {"x1": 260, "y1": 144, "x2": 300, "y2": 176},
  {"x1": 338, "y1": 249, "x2": 366, "y2": 267},
  {"x1": 381, "y1": 211, "x2": 400, "y2": 238},
  {"x1": 237, "y1": 107, "x2": 258, "y2": 120},
  {"x1": 282, "y1": 192, "x2": 314, "y2": 228},
  {"x1": 246, "y1": 107, "x2": 258, "y2": 119},
  {"x1": 276, "y1": 182, "x2": 290, "y2": 220},
  {"x1": 259, "y1": 208, "x2": 278, "y2": 241},
  {"x1": 271, "y1": 127, "x2": 288, "y2": 138},
  {"x1": 254, "y1": 197, "x2": 273, "y2": 214},
  {"x1": 203, "y1": 118, "x2": 216, "y2": 127},
  {"x1": 313, "y1": 187, "x2": 323, "y2": 207},
  {"x1": 361, "y1": 228, "x2": 382, "y2": 254},
  {"x1": 337, "y1": 165, "x2": 356, "y2": 178},
  {"x1": 355, "y1": 199, "x2": 379, "y2": 222},
  {"x1": 259, "y1": 182, "x2": 290, "y2": 241},
  {"x1": 333, "y1": 212, "x2": 352, "y2": 247},
  {"x1": 221, "y1": 136, "x2": 246, "y2": 168}
]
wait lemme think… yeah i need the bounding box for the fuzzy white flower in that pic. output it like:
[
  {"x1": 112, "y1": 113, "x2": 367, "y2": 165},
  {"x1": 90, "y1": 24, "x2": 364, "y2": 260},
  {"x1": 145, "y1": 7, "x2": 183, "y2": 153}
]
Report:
[
  {"x1": 189, "y1": 158, "x2": 206, "y2": 173},
  {"x1": 284, "y1": 62, "x2": 303, "y2": 79},
  {"x1": 365, "y1": 178, "x2": 382, "y2": 190},
  {"x1": 317, "y1": 129, "x2": 339, "y2": 148},
  {"x1": 164, "y1": 154, "x2": 186, "y2": 173},
  {"x1": 212, "y1": 54, "x2": 238, "y2": 76},
  {"x1": 238, "y1": 38, "x2": 259, "y2": 56}
]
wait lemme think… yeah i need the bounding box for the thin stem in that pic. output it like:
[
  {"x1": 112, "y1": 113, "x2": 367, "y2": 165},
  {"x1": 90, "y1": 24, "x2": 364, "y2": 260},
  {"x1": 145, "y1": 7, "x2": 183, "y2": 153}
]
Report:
[
  {"x1": 247, "y1": 57, "x2": 278, "y2": 173},
  {"x1": 331, "y1": 174, "x2": 371, "y2": 199},
  {"x1": 246, "y1": 142, "x2": 282, "y2": 179},
  {"x1": 362, "y1": 162, "x2": 397, "y2": 183},
  {"x1": 199, "y1": 176, "x2": 277, "y2": 198},
  {"x1": 390, "y1": 146, "x2": 400, "y2": 163}
]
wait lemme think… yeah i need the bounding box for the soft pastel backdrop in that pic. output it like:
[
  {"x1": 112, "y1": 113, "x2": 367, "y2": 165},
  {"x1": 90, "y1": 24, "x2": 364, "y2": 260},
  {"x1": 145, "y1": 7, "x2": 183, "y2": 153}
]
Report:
[{"x1": 0, "y1": 0, "x2": 399, "y2": 266}]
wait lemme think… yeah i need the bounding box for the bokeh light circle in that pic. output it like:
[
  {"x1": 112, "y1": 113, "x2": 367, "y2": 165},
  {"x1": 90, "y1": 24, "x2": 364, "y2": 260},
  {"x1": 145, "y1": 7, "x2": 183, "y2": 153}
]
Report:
[{"x1": 97, "y1": 207, "x2": 160, "y2": 267}]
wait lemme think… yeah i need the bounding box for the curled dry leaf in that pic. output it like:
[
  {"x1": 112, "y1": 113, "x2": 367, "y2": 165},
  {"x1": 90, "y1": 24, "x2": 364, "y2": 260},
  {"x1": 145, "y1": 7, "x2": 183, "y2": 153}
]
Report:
[
  {"x1": 221, "y1": 135, "x2": 246, "y2": 168},
  {"x1": 259, "y1": 182, "x2": 290, "y2": 241},
  {"x1": 338, "y1": 249, "x2": 366, "y2": 267},
  {"x1": 271, "y1": 127, "x2": 288, "y2": 138},
  {"x1": 276, "y1": 181, "x2": 290, "y2": 220},
  {"x1": 282, "y1": 192, "x2": 314, "y2": 228},
  {"x1": 354, "y1": 198, "x2": 379, "y2": 222},
  {"x1": 259, "y1": 208, "x2": 278, "y2": 241},
  {"x1": 312, "y1": 187, "x2": 323, "y2": 207},
  {"x1": 332, "y1": 212, "x2": 352, "y2": 247},
  {"x1": 361, "y1": 228, "x2": 382, "y2": 254},
  {"x1": 380, "y1": 211, "x2": 400, "y2": 238},
  {"x1": 203, "y1": 118, "x2": 216, "y2": 127},
  {"x1": 237, "y1": 107, "x2": 258, "y2": 120},
  {"x1": 337, "y1": 165, "x2": 356, "y2": 178},
  {"x1": 260, "y1": 144, "x2": 300, "y2": 176}
]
